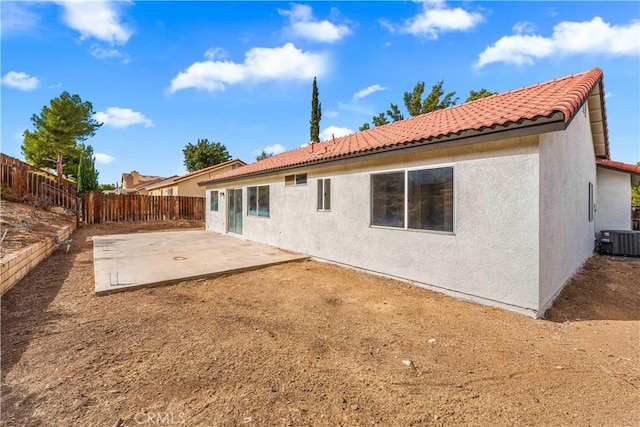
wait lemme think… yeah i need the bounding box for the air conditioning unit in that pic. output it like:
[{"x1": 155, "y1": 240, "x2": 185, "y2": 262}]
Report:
[{"x1": 599, "y1": 230, "x2": 640, "y2": 256}]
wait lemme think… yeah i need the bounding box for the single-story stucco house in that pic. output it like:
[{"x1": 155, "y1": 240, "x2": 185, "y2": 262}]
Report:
[
  {"x1": 144, "y1": 159, "x2": 246, "y2": 197},
  {"x1": 199, "y1": 68, "x2": 638, "y2": 317}
]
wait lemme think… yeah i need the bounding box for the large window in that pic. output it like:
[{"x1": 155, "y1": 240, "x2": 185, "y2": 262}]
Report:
[
  {"x1": 248, "y1": 185, "x2": 270, "y2": 217},
  {"x1": 371, "y1": 166, "x2": 454, "y2": 232},
  {"x1": 210, "y1": 190, "x2": 219, "y2": 211},
  {"x1": 371, "y1": 172, "x2": 404, "y2": 227},
  {"x1": 317, "y1": 178, "x2": 331, "y2": 211}
]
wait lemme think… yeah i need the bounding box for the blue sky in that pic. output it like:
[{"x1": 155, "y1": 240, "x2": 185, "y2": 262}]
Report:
[{"x1": 2, "y1": 1, "x2": 639, "y2": 186}]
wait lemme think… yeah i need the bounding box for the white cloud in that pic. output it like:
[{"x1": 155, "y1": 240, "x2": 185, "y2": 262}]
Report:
[
  {"x1": 94, "y1": 107, "x2": 154, "y2": 128},
  {"x1": 204, "y1": 47, "x2": 227, "y2": 61},
  {"x1": 170, "y1": 43, "x2": 328, "y2": 93},
  {"x1": 352, "y1": 84, "x2": 387, "y2": 101},
  {"x1": 385, "y1": 0, "x2": 484, "y2": 39},
  {"x1": 476, "y1": 17, "x2": 640, "y2": 68},
  {"x1": 57, "y1": 1, "x2": 133, "y2": 45},
  {"x1": 1, "y1": 2, "x2": 40, "y2": 35},
  {"x1": 279, "y1": 4, "x2": 352, "y2": 43},
  {"x1": 94, "y1": 153, "x2": 115, "y2": 164},
  {"x1": 255, "y1": 144, "x2": 287, "y2": 156},
  {"x1": 320, "y1": 125, "x2": 353, "y2": 142},
  {"x1": 324, "y1": 110, "x2": 339, "y2": 118},
  {"x1": 90, "y1": 45, "x2": 130, "y2": 63},
  {"x1": 512, "y1": 21, "x2": 536, "y2": 35},
  {"x1": 1, "y1": 71, "x2": 40, "y2": 91}
]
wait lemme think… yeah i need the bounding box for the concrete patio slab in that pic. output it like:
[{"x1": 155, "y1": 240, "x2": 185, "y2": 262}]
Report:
[{"x1": 93, "y1": 230, "x2": 308, "y2": 294}]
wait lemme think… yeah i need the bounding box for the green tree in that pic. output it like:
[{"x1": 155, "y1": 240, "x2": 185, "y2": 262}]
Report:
[
  {"x1": 404, "y1": 80, "x2": 458, "y2": 117},
  {"x1": 310, "y1": 77, "x2": 322, "y2": 143},
  {"x1": 362, "y1": 80, "x2": 460, "y2": 129},
  {"x1": 97, "y1": 183, "x2": 117, "y2": 192},
  {"x1": 633, "y1": 162, "x2": 640, "y2": 211},
  {"x1": 22, "y1": 92, "x2": 102, "y2": 179},
  {"x1": 372, "y1": 112, "x2": 389, "y2": 127},
  {"x1": 76, "y1": 144, "x2": 99, "y2": 193},
  {"x1": 183, "y1": 139, "x2": 230, "y2": 172},
  {"x1": 632, "y1": 185, "x2": 640, "y2": 211},
  {"x1": 359, "y1": 122, "x2": 371, "y2": 131},
  {"x1": 386, "y1": 103, "x2": 404, "y2": 122},
  {"x1": 465, "y1": 88, "x2": 498, "y2": 102},
  {"x1": 256, "y1": 150, "x2": 273, "y2": 161}
]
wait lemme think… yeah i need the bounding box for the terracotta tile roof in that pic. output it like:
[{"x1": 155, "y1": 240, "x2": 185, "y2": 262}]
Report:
[
  {"x1": 596, "y1": 159, "x2": 640, "y2": 175},
  {"x1": 175, "y1": 159, "x2": 246, "y2": 183},
  {"x1": 203, "y1": 68, "x2": 605, "y2": 184},
  {"x1": 132, "y1": 176, "x2": 168, "y2": 189}
]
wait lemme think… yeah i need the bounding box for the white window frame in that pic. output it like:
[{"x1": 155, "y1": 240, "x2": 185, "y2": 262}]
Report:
[
  {"x1": 247, "y1": 185, "x2": 270, "y2": 218},
  {"x1": 210, "y1": 190, "x2": 219, "y2": 212},
  {"x1": 285, "y1": 173, "x2": 308, "y2": 186},
  {"x1": 317, "y1": 178, "x2": 331, "y2": 211},
  {"x1": 370, "y1": 164, "x2": 456, "y2": 234}
]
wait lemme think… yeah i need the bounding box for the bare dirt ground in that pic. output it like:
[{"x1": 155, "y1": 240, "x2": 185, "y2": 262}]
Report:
[
  {"x1": 0, "y1": 200, "x2": 76, "y2": 258},
  {"x1": 1, "y1": 203, "x2": 639, "y2": 426}
]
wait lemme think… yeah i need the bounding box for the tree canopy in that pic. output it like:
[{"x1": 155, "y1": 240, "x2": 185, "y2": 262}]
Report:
[
  {"x1": 76, "y1": 144, "x2": 99, "y2": 193},
  {"x1": 465, "y1": 88, "x2": 498, "y2": 102},
  {"x1": 182, "y1": 139, "x2": 230, "y2": 172},
  {"x1": 360, "y1": 80, "x2": 497, "y2": 130},
  {"x1": 255, "y1": 150, "x2": 274, "y2": 161},
  {"x1": 21, "y1": 91, "x2": 102, "y2": 179},
  {"x1": 310, "y1": 77, "x2": 322, "y2": 143}
]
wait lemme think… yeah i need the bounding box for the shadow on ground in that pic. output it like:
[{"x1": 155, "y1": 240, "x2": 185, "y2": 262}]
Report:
[
  {"x1": 1, "y1": 245, "x2": 78, "y2": 373},
  {"x1": 545, "y1": 254, "x2": 640, "y2": 322}
]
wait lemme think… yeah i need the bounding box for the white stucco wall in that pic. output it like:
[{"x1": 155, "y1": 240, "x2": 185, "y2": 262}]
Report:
[
  {"x1": 596, "y1": 168, "x2": 632, "y2": 232},
  {"x1": 538, "y1": 107, "x2": 597, "y2": 314},
  {"x1": 205, "y1": 136, "x2": 542, "y2": 316}
]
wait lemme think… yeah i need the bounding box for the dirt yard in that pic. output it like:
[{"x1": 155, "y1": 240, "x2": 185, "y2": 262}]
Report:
[{"x1": 1, "y1": 207, "x2": 639, "y2": 426}]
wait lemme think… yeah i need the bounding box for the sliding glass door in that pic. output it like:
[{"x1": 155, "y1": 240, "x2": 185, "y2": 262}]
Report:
[{"x1": 227, "y1": 188, "x2": 243, "y2": 235}]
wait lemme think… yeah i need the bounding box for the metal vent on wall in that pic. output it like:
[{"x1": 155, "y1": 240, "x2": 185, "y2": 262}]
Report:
[{"x1": 599, "y1": 230, "x2": 640, "y2": 257}]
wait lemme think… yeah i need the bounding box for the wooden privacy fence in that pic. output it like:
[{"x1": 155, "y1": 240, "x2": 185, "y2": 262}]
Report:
[
  {"x1": 80, "y1": 192, "x2": 205, "y2": 224},
  {"x1": 1, "y1": 153, "x2": 79, "y2": 212}
]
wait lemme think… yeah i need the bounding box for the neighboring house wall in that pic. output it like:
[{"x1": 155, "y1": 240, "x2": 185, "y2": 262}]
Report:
[
  {"x1": 206, "y1": 135, "x2": 541, "y2": 315},
  {"x1": 148, "y1": 185, "x2": 177, "y2": 196},
  {"x1": 176, "y1": 178, "x2": 205, "y2": 197},
  {"x1": 149, "y1": 163, "x2": 242, "y2": 197},
  {"x1": 596, "y1": 168, "x2": 632, "y2": 232},
  {"x1": 538, "y1": 108, "x2": 597, "y2": 313}
]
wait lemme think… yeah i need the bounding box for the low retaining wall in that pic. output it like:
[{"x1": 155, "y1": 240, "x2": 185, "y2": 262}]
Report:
[{"x1": 1, "y1": 224, "x2": 76, "y2": 295}]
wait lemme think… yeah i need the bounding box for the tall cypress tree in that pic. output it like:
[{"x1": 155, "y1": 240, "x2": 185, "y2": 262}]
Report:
[
  {"x1": 76, "y1": 144, "x2": 99, "y2": 193},
  {"x1": 310, "y1": 77, "x2": 322, "y2": 143}
]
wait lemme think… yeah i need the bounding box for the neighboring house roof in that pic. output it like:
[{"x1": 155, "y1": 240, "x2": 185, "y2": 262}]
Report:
[
  {"x1": 597, "y1": 159, "x2": 640, "y2": 186},
  {"x1": 177, "y1": 159, "x2": 246, "y2": 184},
  {"x1": 596, "y1": 159, "x2": 640, "y2": 175},
  {"x1": 132, "y1": 159, "x2": 246, "y2": 190},
  {"x1": 201, "y1": 68, "x2": 608, "y2": 186},
  {"x1": 139, "y1": 175, "x2": 179, "y2": 191},
  {"x1": 131, "y1": 176, "x2": 168, "y2": 190}
]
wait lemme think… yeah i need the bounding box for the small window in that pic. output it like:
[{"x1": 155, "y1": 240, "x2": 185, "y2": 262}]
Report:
[
  {"x1": 285, "y1": 173, "x2": 307, "y2": 186},
  {"x1": 248, "y1": 185, "x2": 270, "y2": 217},
  {"x1": 167, "y1": 188, "x2": 173, "y2": 196},
  {"x1": 317, "y1": 178, "x2": 331, "y2": 211},
  {"x1": 210, "y1": 190, "x2": 219, "y2": 211}
]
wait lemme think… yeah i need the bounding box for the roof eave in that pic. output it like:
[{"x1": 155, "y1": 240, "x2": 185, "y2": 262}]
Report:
[{"x1": 200, "y1": 113, "x2": 566, "y2": 186}]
